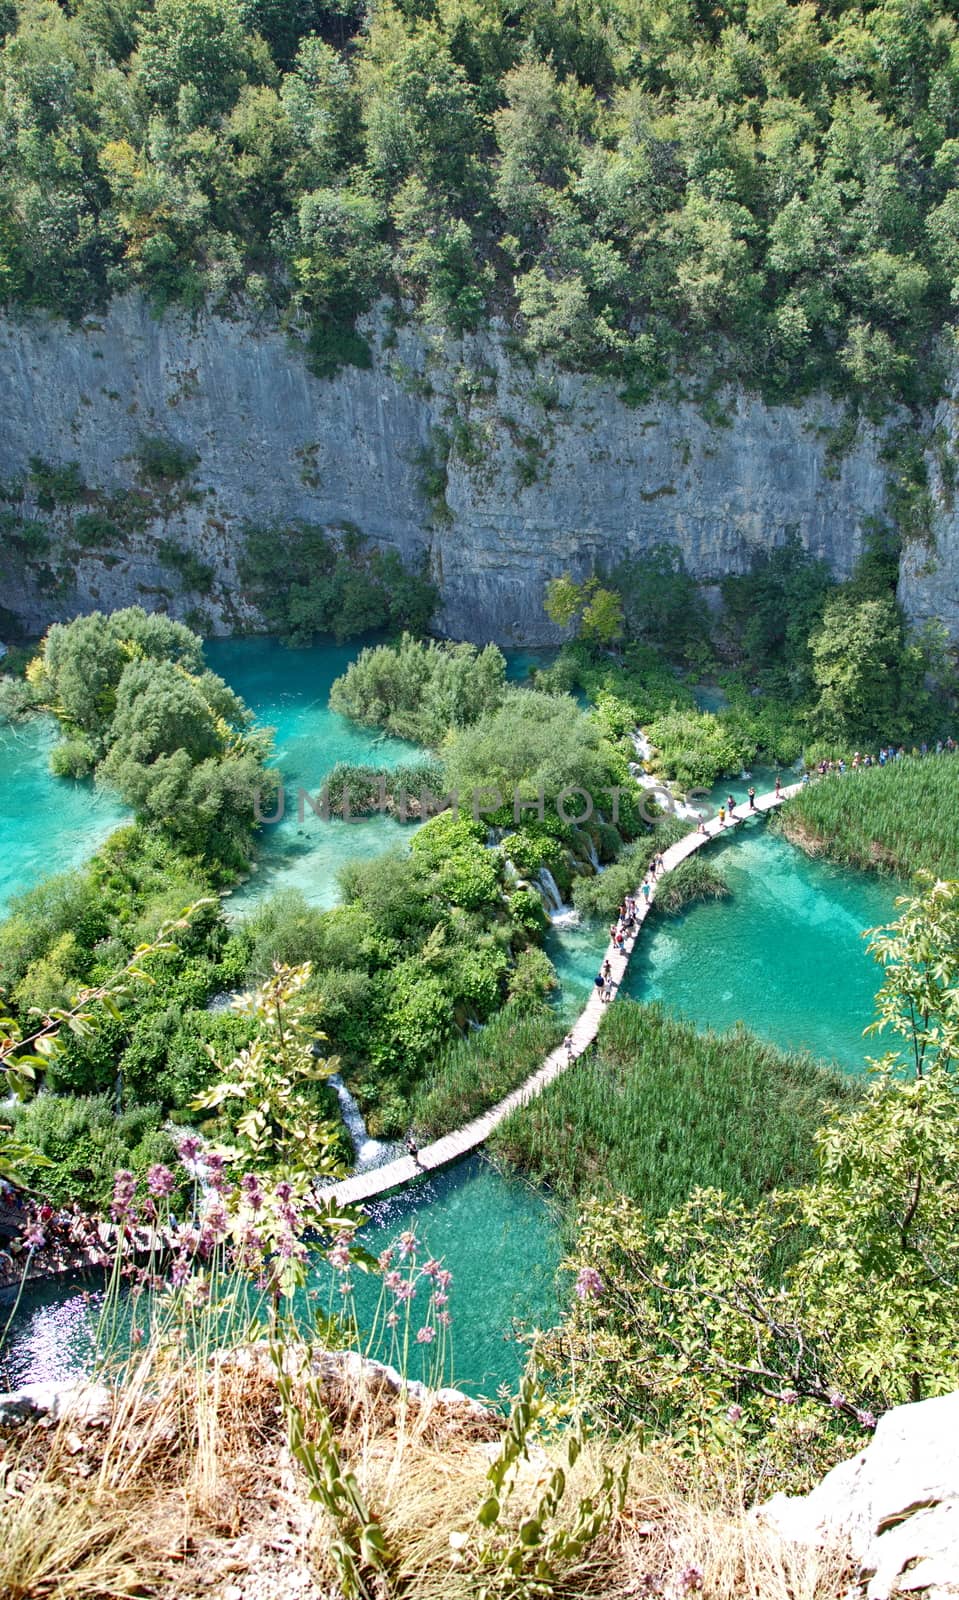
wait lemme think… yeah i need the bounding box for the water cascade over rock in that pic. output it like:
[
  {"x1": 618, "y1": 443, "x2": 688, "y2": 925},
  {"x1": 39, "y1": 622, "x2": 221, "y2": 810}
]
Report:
[{"x1": 330, "y1": 1075, "x2": 399, "y2": 1174}]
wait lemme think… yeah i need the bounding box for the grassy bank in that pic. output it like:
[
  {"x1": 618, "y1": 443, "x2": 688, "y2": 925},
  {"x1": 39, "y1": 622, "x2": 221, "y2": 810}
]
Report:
[
  {"x1": 0, "y1": 1351, "x2": 844, "y2": 1600},
  {"x1": 777, "y1": 756, "x2": 959, "y2": 878},
  {"x1": 491, "y1": 1001, "x2": 857, "y2": 1214}
]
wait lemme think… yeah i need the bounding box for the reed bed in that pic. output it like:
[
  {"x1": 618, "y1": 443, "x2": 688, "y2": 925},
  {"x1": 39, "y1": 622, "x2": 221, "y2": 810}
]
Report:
[
  {"x1": 491, "y1": 1001, "x2": 857, "y2": 1213},
  {"x1": 778, "y1": 755, "x2": 959, "y2": 878},
  {"x1": 655, "y1": 855, "x2": 729, "y2": 913},
  {"x1": 410, "y1": 1001, "x2": 564, "y2": 1137}
]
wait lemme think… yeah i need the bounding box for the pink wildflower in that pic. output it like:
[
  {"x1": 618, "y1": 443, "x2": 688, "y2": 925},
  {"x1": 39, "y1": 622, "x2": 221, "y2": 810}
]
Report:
[
  {"x1": 416, "y1": 1325, "x2": 436, "y2": 1344},
  {"x1": 170, "y1": 1255, "x2": 192, "y2": 1288},
  {"x1": 111, "y1": 1169, "x2": 137, "y2": 1222},
  {"x1": 177, "y1": 1134, "x2": 202, "y2": 1168},
  {"x1": 398, "y1": 1230, "x2": 418, "y2": 1260},
  {"x1": 575, "y1": 1266, "x2": 604, "y2": 1300},
  {"x1": 727, "y1": 1404, "x2": 742, "y2": 1422},
  {"x1": 147, "y1": 1164, "x2": 175, "y2": 1198}
]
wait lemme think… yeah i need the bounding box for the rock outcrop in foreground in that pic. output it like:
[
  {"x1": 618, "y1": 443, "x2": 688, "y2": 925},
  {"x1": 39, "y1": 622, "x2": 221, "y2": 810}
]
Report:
[{"x1": 761, "y1": 1391, "x2": 959, "y2": 1600}]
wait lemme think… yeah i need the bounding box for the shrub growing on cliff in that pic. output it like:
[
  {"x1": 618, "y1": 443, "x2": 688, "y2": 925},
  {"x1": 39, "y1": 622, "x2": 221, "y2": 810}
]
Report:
[{"x1": 241, "y1": 525, "x2": 437, "y2": 643}]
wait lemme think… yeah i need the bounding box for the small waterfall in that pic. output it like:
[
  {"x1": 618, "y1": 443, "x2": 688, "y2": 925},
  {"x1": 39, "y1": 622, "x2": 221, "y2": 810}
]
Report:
[
  {"x1": 631, "y1": 729, "x2": 652, "y2": 764},
  {"x1": 550, "y1": 907, "x2": 581, "y2": 930},
  {"x1": 206, "y1": 991, "x2": 238, "y2": 1014},
  {"x1": 536, "y1": 866, "x2": 565, "y2": 913},
  {"x1": 330, "y1": 1075, "x2": 397, "y2": 1173},
  {"x1": 584, "y1": 835, "x2": 600, "y2": 872}
]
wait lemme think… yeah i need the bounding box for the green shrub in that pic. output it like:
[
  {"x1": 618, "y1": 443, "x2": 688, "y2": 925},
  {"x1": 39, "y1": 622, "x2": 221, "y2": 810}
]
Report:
[
  {"x1": 50, "y1": 736, "x2": 96, "y2": 777},
  {"x1": 329, "y1": 633, "x2": 506, "y2": 746},
  {"x1": 136, "y1": 435, "x2": 200, "y2": 483},
  {"x1": 156, "y1": 537, "x2": 215, "y2": 592},
  {"x1": 28, "y1": 457, "x2": 85, "y2": 509},
  {"x1": 72, "y1": 511, "x2": 125, "y2": 548},
  {"x1": 9, "y1": 1092, "x2": 173, "y2": 1211}
]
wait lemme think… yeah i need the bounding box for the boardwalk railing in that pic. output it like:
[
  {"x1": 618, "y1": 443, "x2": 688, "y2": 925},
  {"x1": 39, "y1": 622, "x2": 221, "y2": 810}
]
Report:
[{"x1": 317, "y1": 781, "x2": 801, "y2": 1211}]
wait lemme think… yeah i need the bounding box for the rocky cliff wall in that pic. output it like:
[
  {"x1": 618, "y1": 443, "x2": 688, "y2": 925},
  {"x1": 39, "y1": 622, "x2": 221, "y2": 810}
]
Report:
[{"x1": 0, "y1": 295, "x2": 948, "y2": 644}]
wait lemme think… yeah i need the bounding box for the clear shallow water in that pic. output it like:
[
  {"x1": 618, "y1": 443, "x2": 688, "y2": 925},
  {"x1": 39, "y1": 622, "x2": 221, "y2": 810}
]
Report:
[
  {"x1": 205, "y1": 637, "x2": 425, "y2": 912},
  {"x1": 0, "y1": 717, "x2": 128, "y2": 916},
  {"x1": 550, "y1": 825, "x2": 898, "y2": 1074},
  {"x1": 2, "y1": 1158, "x2": 561, "y2": 1401}
]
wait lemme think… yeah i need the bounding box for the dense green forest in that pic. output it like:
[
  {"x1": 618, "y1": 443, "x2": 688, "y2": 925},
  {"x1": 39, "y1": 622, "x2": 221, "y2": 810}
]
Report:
[{"x1": 4, "y1": 0, "x2": 959, "y2": 402}]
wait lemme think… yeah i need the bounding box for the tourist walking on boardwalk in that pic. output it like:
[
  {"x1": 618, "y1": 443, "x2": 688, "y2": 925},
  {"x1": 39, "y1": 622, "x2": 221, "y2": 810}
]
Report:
[
  {"x1": 726, "y1": 794, "x2": 735, "y2": 817},
  {"x1": 564, "y1": 1033, "x2": 574, "y2": 1062},
  {"x1": 748, "y1": 785, "x2": 756, "y2": 809},
  {"x1": 774, "y1": 774, "x2": 782, "y2": 799},
  {"x1": 406, "y1": 1135, "x2": 421, "y2": 1168},
  {"x1": 718, "y1": 805, "x2": 726, "y2": 826},
  {"x1": 642, "y1": 879, "x2": 651, "y2": 902}
]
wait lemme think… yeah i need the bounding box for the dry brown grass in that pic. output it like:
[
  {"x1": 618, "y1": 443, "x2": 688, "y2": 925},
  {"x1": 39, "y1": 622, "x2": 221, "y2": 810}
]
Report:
[{"x1": 0, "y1": 1350, "x2": 851, "y2": 1600}]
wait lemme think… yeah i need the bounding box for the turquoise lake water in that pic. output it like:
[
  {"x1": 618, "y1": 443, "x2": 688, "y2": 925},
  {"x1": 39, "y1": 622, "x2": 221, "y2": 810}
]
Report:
[
  {"x1": 0, "y1": 716, "x2": 128, "y2": 917},
  {"x1": 3, "y1": 1156, "x2": 561, "y2": 1401},
  {"x1": 0, "y1": 634, "x2": 901, "y2": 1393},
  {"x1": 204, "y1": 637, "x2": 425, "y2": 913},
  {"x1": 549, "y1": 823, "x2": 898, "y2": 1073}
]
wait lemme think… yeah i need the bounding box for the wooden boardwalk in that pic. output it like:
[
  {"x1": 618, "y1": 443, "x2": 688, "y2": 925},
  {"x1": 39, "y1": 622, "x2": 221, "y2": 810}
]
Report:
[{"x1": 317, "y1": 781, "x2": 801, "y2": 1212}]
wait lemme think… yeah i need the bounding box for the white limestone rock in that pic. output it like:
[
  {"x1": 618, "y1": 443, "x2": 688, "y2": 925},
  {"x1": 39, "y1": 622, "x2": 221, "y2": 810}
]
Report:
[{"x1": 759, "y1": 1391, "x2": 959, "y2": 1600}]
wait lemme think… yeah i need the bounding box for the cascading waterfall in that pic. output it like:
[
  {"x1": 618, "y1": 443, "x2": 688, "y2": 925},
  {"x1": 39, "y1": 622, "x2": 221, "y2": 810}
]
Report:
[
  {"x1": 535, "y1": 866, "x2": 565, "y2": 913},
  {"x1": 536, "y1": 865, "x2": 579, "y2": 926},
  {"x1": 330, "y1": 1075, "x2": 399, "y2": 1174},
  {"x1": 584, "y1": 835, "x2": 600, "y2": 872}
]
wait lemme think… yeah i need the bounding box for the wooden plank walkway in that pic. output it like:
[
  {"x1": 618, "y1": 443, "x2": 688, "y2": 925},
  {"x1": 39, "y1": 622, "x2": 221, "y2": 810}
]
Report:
[{"x1": 317, "y1": 780, "x2": 802, "y2": 1211}]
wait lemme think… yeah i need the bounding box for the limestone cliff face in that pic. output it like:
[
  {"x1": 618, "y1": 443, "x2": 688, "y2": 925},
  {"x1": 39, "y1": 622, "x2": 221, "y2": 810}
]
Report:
[
  {"x1": 899, "y1": 377, "x2": 959, "y2": 645},
  {"x1": 0, "y1": 295, "x2": 947, "y2": 644}
]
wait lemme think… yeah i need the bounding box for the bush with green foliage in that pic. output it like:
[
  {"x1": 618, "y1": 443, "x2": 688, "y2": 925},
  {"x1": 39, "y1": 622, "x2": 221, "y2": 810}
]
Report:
[
  {"x1": 3, "y1": 0, "x2": 959, "y2": 417},
  {"x1": 30, "y1": 607, "x2": 270, "y2": 871},
  {"x1": 329, "y1": 633, "x2": 506, "y2": 746},
  {"x1": 644, "y1": 707, "x2": 750, "y2": 790},
  {"x1": 8, "y1": 1092, "x2": 175, "y2": 1211},
  {"x1": 241, "y1": 525, "x2": 437, "y2": 643}
]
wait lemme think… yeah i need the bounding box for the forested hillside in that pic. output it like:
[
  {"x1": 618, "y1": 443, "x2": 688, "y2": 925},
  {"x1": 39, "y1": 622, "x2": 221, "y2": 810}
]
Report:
[{"x1": 3, "y1": 0, "x2": 959, "y2": 404}]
